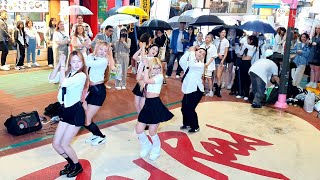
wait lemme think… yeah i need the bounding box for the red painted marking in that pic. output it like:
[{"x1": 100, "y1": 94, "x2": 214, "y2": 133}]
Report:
[
  {"x1": 158, "y1": 125, "x2": 290, "y2": 180},
  {"x1": 17, "y1": 159, "x2": 91, "y2": 180},
  {"x1": 133, "y1": 158, "x2": 177, "y2": 180},
  {"x1": 106, "y1": 176, "x2": 134, "y2": 180}
]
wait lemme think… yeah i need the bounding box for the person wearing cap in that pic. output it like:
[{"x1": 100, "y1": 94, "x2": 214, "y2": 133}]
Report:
[{"x1": 248, "y1": 50, "x2": 279, "y2": 108}]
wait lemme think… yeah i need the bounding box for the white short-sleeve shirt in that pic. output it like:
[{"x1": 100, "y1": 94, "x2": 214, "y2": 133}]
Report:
[{"x1": 214, "y1": 38, "x2": 229, "y2": 55}]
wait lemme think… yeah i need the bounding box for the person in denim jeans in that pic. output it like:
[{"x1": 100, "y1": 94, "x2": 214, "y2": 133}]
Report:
[
  {"x1": 166, "y1": 22, "x2": 189, "y2": 79},
  {"x1": 249, "y1": 53, "x2": 279, "y2": 108}
]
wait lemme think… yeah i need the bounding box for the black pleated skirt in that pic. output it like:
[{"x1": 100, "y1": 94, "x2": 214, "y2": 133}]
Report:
[
  {"x1": 132, "y1": 83, "x2": 144, "y2": 97},
  {"x1": 60, "y1": 101, "x2": 85, "y2": 127}
]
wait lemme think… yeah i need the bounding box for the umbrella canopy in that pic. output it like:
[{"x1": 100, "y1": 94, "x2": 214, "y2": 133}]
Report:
[
  {"x1": 140, "y1": 19, "x2": 172, "y2": 30},
  {"x1": 181, "y1": 9, "x2": 206, "y2": 18},
  {"x1": 239, "y1": 20, "x2": 276, "y2": 34},
  {"x1": 168, "y1": 16, "x2": 193, "y2": 29},
  {"x1": 58, "y1": 5, "x2": 93, "y2": 15},
  {"x1": 190, "y1": 15, "x2": 224, "y2": 26},
  {"x1": 178, "y1": 15, "x2": 194, "y2": 23},
  {"x1": 106, "y1": 7, "x2": 119, "y2": 17},
  {"x1": 211, "y1": 25, "x2": 243, "y2": 37},
  {"x1": 101, "y1": 14, "x2": 138, "y2": 28},
  {"x1": 116, "y1": 6, "x2": 148, "y2": 17}
]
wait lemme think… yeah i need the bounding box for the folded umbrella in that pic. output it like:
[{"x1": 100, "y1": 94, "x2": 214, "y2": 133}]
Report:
[{"x1": 239, "y1": 20, "x2": 275, "y2": 34}]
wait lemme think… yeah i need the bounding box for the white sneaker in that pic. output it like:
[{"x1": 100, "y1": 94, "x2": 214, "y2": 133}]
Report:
[
  {"x1": 140, "y1": 140, "x2": 152, "y2": 158},
  {"x1": 206, "y1": 91, "x2": 214, "y2": 97},
  {"x1": 85, "y1": 135, "x2": 98, "y2": 143},
  {"x1": 236, "y1": 95, "x2": 242, "y2": 99},
  {"x1": 105, "y1": 85, "x2": 112, "y2": 89},
  {"x1": 4, "y1": 64, "x2": 10, "y2": 68},
  {"x1": 165, "y1": 75, "x2": 169, "y2": 78},
  {"x1": 121, "y1": 86, "x2": 126, "y2": 90},
  {"x1": 15, "y1": 66, "x2": 20, "y2": 70},
  {"x1": 115, "y1": 86, "x2": 121, "y2": 90},
  {"x1": 227, "y1": 84, "x2": 232, "y2": 90},
  {"x1": 306, "y1": 82, "x2": 313, "y2": 87},
  {"x1": 131, "y1": 67, "x2": 137, "y2": 74},
  {"x1": 19, "y1": 66, "x2": 25, "y2": 69},
  {"x1": 27, "y1": 63, "x2": 32, "y2": 68},
  {"x1": 48, "y1": 64, "x2": 53, "y2": 68},
  {"x1": 91, "y1": 136, "x2": 106, "y2": 146},
  {"x1": 221, "y1": 82, "x2": 225, "y2": 89},
  {"x1": 311, "y1": 82, "x2": 318, "y2": 89},
  {"x1": 176, "y1": 75, "x2": 180, "y2": 78},
  {"x1": 243, "y1": 97, "x2": 249, "y2": 101},
  {"x1": 33, "y1": 62, "x2": 40, "y2": 67},
  {"x1": 0, "y1": 65, "x2": 10, "y2": 71}
]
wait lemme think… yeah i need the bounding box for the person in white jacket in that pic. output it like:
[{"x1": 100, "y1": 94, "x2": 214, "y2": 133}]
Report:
[{"x1": 179, "y1": 46, "x2": 206, "y2": 133}]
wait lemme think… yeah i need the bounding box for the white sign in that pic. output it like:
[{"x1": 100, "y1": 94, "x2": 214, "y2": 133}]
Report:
[{"x1": 0, "y1": 0, "x2": 49, "y2": 12}]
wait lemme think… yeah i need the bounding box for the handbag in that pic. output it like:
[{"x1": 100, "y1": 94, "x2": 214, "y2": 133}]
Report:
[{"x1": 4, "y1": 111, "x2": 42, "y2": 136}]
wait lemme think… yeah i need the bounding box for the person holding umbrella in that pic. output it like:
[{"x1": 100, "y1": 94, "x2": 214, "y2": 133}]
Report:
[
  {"x1": 213, "y1": 28, "x2": 229, "y2": 97},
  {"x1": 166, "y1": 22, "x2": 189, "y2": 79}
]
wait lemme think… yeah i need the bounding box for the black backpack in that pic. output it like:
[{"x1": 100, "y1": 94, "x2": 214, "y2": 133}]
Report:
[{"x1": 44, "y1": 102, "x2": 63, "y2": 118}]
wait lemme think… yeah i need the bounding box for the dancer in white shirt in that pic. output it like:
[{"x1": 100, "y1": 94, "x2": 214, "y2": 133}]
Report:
[
  {"x1": 49, "y1": 50, "x2": 89, "y2": 178},
  {"x1": 179, "y1": 46, "x2": 207, "y2": 132},
  {"x1": 136, "y1": 57, "x2": 174, "y2": 161},
  {"x1": 84, "y1": 42, "x2": 115, "y2": 146}
]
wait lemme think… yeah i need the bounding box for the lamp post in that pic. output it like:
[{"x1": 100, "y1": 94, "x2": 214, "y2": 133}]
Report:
[{"x1": 275, "y1": 0, "x2": 298, "y2": 108}]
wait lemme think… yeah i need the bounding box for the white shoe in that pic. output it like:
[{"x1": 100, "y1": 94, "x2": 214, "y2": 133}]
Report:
[
  {"x1": 236, "y1": 95, "x2": 242, "y2": 99},
  {"x1": 15, "y1": 66, "x2": 20, "y2": 70},
  {"x1": 121, "y1": 86, "x2": 126, "y2": 90},
  {"x1": 165, "y1": 75, "x2": 169, "y2": 78},
  {"x1": 227, "y1": 84, "x2": 232, "y2": 90},
  {"x1": 0, "y1": 65, "x2": 10, "y2": 71},
  {"x1": 105, "y1": 85, "x2": 112, "y2": 89},
  {"x1": 175, "y1": 75, "x2": 180, "y2": 78},
  {"x1": 4, "y1": 64, "x2": 10, "y2": 68},
  {"x1": 48, "y1": 64, "x2": 53, "y2": 68},
  {"x1": 206, "y1": 91, "x2": 214, "y2": 97},
  {"x1": 311, "y1": 82, "x2": 318, "y2": 89},
  {"x1": 19, "y1": 66, "x2": 25, "y2": 69},
  {"x1": 115, "y1": 86, "x2": 121, "y2": 90},
  {"x1": 85, "y1": 135, "x2": 98, "y2": 143},
  {"x1": 243, "y1": 97, "x2": 249, "y2": 101},
  {"x1": 33, "y1": 62, "x2": 40, "y2": 67},
  {"x1": 131, "y1": 67, "x2": 137, "y2": 74},
  {"x1": 306, "y1": 82, "x2": 313, "y2": 87},
  {"x1": 27, "y1": 63, "x2": 32, "y2": 68},
  {"x1": 91, "y1": 136, "x2": 106, "y2": 146},
  {"x1": 140, "y1": 140, "x2": 152, "y2": 158},
  {"x1": 221, "y1": 82, "x2": 225, "y2": 89}
]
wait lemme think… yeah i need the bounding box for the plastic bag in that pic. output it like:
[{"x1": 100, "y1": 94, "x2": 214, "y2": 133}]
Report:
[
  {"x1": 303, "y1": 91, "x2": 315, "y2": 113},
  {"x1": 110, "y1": 63, "x2": 122, "y2": 80}
]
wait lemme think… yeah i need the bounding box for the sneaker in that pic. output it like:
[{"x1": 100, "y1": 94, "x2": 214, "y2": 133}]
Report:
[
  {"x1": 236, "y1": 95, "x2": 242, "y2": 99},
  {"x1": 243, "y1": 97, "x2": 249, "y2": 101},
  {"x1": 180, "y1": 125, "x2": 190, "y2": 130},
  {"x1": 131, "y1": 67, "x2": 137, "y2": 74},
  {"x1": 221, "y1": 82, "x2": 225, "y2": 89},
  {"x1": 33, "y1": 62, "x2": 40, "y2": 67},
  {"x1": 188, "y1": 128, "x2": 200, "y2": 133},
  {"x1": 140, "y1": 140, "x2": 152, "y2": 158},
  {"x1": 175, "y1": 75, "x2": 180, "y2": 78},
  {"x1": 206, "y1": 91, "x2": 214, "y2": 97},
  {"x1": 85, "y1": 135, "x2": 98, "y2": 143},
  {"x1": 115, "y1": 86, "x2": 121, "y2": 90},
  {"x1": 48, "y1": 64, "x2": 53, "y2": 68},
  {"x1": 14, "y1": 66, "x2": 21, "y2": 70},
  {"x1": 121, "y1": 86, "x2": 126, "y2": 90},
  {"x1": 165, "y1": 75, "x2": 169, "y2": 78},
  {"x1": 19, "y1": 66, "x2": 25, "y2": 69},
  {"x1": 27, "y1": 63, "x2": 32, "y2": 68},
  {"x1": 4, "y1": 64, "x2": 10, "y2": 68},
  {"x1": 311, "y1": 82, "x2": 318, "y2": 89},
  {"x1": 0, "y1": 65, "x2": 10, "y2": 71},
  {"x1": 91, "y1": 136, "x2": 106, "y2": 146},
  {"x1": 251, "y1": 103, "x2": 262, "y2": 108},
  {"x1": 306, "y1": 82, "x2": 313, "y2": 87},
  {"x1": 105, "y1": 85, "x2": 112, "y2": 89},
  {"x1": 227, "y1": 84, "x2": 232, "y2": 90}
]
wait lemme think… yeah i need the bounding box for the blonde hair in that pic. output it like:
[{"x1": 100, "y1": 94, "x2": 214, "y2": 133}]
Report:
[
  {"x1": 92, "y1": 42, "x2": 112, "y2": 82},
  {"x1": 148, "y1": 57, "x2": 162, "y2": 78}
]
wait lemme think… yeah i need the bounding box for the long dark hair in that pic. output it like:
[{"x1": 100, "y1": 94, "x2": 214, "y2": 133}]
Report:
[
  {"x1": 16, "y1": 21, "x2": 25, "y2": 36},
  {"x1": 49, "y1": 18, "x2": 56, "y2": 28}
]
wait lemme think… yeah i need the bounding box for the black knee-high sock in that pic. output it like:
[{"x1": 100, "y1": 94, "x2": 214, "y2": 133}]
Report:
[{"x1": 84, "y1": 122, "x2": 105, "y2": 138}]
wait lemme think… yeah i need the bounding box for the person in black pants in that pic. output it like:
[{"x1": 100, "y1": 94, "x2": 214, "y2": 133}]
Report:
[
  {"x1": 14, "y1": 21, "x2": 27, "y2": 70},
  {"x1": 179, "y1": 46, "x2": 206, "y2": 133},
  {"x1": 46, "y1": 18, "x2": 56, "y2": 67},
  {"x1": 0, "y1": 10, "x2": 10, "y2": 71}
]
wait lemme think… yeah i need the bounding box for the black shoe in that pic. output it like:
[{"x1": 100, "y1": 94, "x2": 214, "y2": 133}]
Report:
[
  {"x1": 251, "y1": 103, "x2": 262, "y2": 108},
  {"x1": 180, "y1": 125, "x2": 190, "y2": 130},
  {"x1": 215, "y1": 86, "x2": 222, "y2": 97},
  {"x1": 67, "y1": 163, "x2": 83, "y2": 177},
  {"x1": 188, "y1": 128, "x2": 200, "y2": 133},
  {"x1": 59, "y1": 163, "x2": 72, "y2": 176}
]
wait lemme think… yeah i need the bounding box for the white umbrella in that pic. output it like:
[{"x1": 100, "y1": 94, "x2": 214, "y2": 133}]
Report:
[
  {"x1": 100, "y1": 14, "x2": 138, "y2": 28},
  {"x1": 181, "y1": 9, "x2": 206, "y2": 18},
  {"x1": 168, "y1": 16, "x2": 193, "y2": 29},
  {"x1": 178, "y1": 15, "x2": 194, "y2": 23},
  {"x1": 58, "y1": 5, "x2": 93, "y2": 15}
]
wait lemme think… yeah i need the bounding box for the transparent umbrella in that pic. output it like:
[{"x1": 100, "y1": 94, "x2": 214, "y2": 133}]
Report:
[
  {"x1": 101, "y1": 14, "x2": 138, "y2": 28},
  {"x1": 58, "y1": 5, "x2": 93, "y2": 15}
]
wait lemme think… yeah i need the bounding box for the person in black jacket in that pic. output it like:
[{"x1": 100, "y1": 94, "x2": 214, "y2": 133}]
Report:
[{"x1": 14, "y1": 21, "x2": 27, "y2": 70}]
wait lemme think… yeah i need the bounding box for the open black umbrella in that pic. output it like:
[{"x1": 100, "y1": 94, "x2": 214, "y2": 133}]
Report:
[
  {"x1": 190, "y1": 15, "x2": 224, "y2": 26},
  {"x1": 211, "y1": 25, "x2": 244, "y2": 37},
  {"x1": 140, "y1": 19, "x2": 172, "y2": 30},
  {"x1": 239, "y1": 20, "x2": 275, "y2": 34}
]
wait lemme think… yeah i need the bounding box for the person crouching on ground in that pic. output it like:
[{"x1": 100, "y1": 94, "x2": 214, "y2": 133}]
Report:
[{"x1": 249, "y1": 51, "x2": 279, "y2": 108}]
